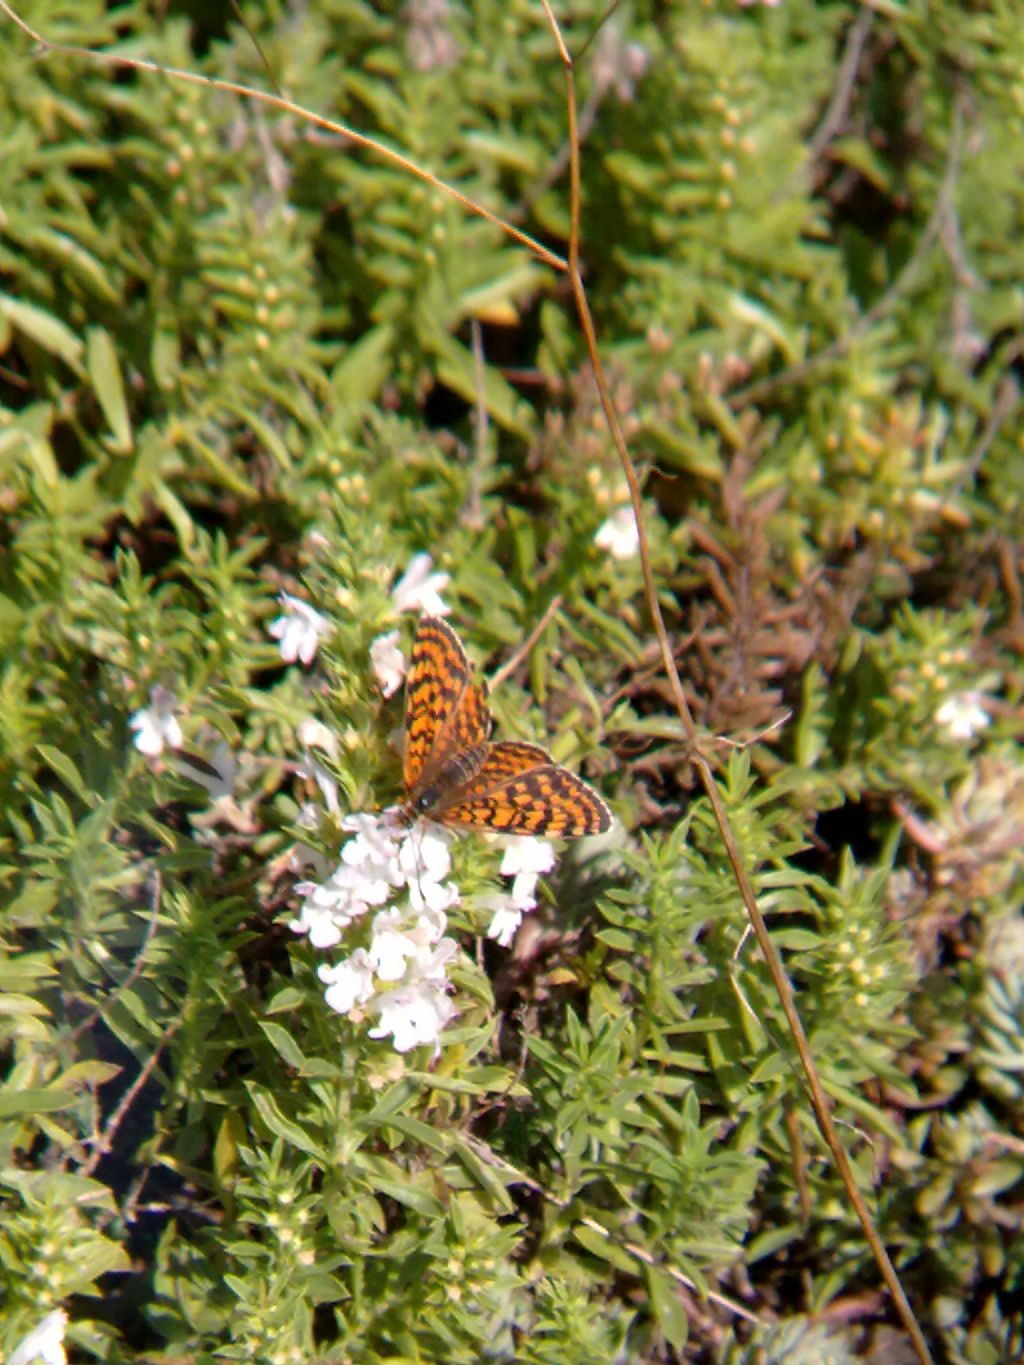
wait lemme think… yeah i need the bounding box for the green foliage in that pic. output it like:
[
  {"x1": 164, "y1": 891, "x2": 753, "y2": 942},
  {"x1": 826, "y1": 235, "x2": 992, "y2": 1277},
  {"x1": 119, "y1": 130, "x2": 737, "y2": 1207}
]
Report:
[{"x1": 2, "y1": 0, "x2": 1023, "y2": 1360}]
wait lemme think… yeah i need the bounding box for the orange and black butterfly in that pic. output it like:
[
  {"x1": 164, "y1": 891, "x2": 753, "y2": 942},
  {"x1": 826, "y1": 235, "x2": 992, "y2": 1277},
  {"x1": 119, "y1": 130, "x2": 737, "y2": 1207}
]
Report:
[{"x1": 399, "y1": 616, "x2": 611, "y2": 838}]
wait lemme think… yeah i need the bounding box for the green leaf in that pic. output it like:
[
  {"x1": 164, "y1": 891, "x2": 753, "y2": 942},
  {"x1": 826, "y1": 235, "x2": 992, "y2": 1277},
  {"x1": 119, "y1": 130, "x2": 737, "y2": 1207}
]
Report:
[
  {"x1": 645, "y1": 1264, "x2": 688, "y2": 1350},
  {"x1": 86, "y1": 326, "x2": 133, "y2": 454},
  {"x1": 450, "y1": 1137, "x2": 519, "y2": 1213},
  {"x1": 152, "y1": 478, "x2": 196, "y2": 547},
  {"x1": 0, "y1": 293, "x2": 84, "y2": 372},
  {"x1": 572, "y1": 1222, "x2": 639, "y2": 1275},
  {"x1": 36, "y1": 745, "x2": 91, "y2": 803},
  {"x1": 377, "y1": 1112, "x2": 449, "y2": 1154},
  {"x1": 330, "y1": 322, "x2": 394, "y2": 413},
  {"x1": 23, "y1": 226, "x2": 121, "y2": 305},
  {"x1": 2, "y1": 882, "x2": 59, "y2": 924},
  {"x1": 247, "y1": 1086, "x2": 323, "y2": 1157},
  {"x1": 259, "y1": 1021, "x2": 307, "y2": 1070},
  {"x1": 364, "y1": 1173, "x2": 443, "y2": 1219},
  {"x1": 0, "y1": 993, "x2": 51, "y2": 1018},
  {"x1": 265, "y1": 987, "x2": 308, "y2": 1014},
  {"x1": 151, "y1": 315, "x2": 180, "y2": 389},
  {"x1": 433, "y1": 332, "x2": 534, "y2": 439},
  {"x1": 0, "y1": 955, "x2": 58, "y2": 989},
  {"x1": 0, "y1": 1086, "x2": 79, "y2": 1118},
  {"x1": 64, "y1": 1238, "x2": 132, "y2": 1291}
]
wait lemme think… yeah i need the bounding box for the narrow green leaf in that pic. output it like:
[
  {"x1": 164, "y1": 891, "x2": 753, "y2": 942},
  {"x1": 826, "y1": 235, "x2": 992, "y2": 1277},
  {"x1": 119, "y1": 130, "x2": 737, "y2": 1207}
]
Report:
[
  {"x1": 36, "y1": 745, "x2": 91, "y2": 803},
  {"x1": 0, "y1": 993, "x2": 51, "y2": 1018},
  {"x1": 366, "y1": 1176, "x2": 443, "y2": 1219},
  {"x1": 572, "y1": 1222, "x2": 638, "y2": 1274},
  {"x1": 378, "y1": 1113, "x2": 449, "y2": 1154},
  {"x1": 0, "y1": 293, "x2": 84, "y2": 371},
  {"x1": 25, "y1": 226, "x2": 121, "y2": 306},
  {"x1": 0, "y1": 1086, "x2": 79, "y2": 1118},
  {"x1": 86, "y1": 326, "x2": 132, "y2": 454},
  {"x1": 645, "y1": 1264, "x2": 688, "y2": 1350},
  {"x1": 450, "y1": 1138, "x2": 518, "y2": 1213},
  {"x1": 179, "y1": 430, "x2": 258, "y2": 500},
  {"x1": 259, "y1": 1021, "x2": 307, "y2": 1070},
  {"x1": 0, "y1": 955, "x2": 58, "y2": 988},
  {"x1": 248, "y1": 1086, "x2": 323, "y2": 1157},
  {"x1": 152, "y1": 478, "x2": 195, "y2": 547},
  {"x1": 151, "y1": 316, "x2": 180, "y2": 390},
  {"x1": 3, "y1": 881, "x2": 59, "y2": 923},
  {"x1": 330, "y1": 322, "x2": 394, "y2": 412},
  {"x1": 265, "y1": 986, "x2": 308, "y2": 1014},
  {"x1": 434, "y1": 332, "x2": 534, "y2": 439}
]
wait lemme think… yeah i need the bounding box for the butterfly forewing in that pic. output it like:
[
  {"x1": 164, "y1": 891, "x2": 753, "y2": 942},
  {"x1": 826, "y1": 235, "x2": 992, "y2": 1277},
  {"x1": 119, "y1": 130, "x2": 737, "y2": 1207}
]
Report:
[
  {"x1": 401, "y1": 617, "x2": 610, "y2": 838},
  {"x1": 403, "y1": 616, "x2": 492, "y2": 798},
  {"x1": 432, "y1": 740, "x2": 612, "y2": 837}
]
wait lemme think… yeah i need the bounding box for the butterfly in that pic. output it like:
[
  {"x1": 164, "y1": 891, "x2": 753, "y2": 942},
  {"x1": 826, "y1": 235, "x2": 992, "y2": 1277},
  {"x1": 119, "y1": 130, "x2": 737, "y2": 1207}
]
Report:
[{"x1": 398, "y1": 616, "x2": 611, "y2": 837}]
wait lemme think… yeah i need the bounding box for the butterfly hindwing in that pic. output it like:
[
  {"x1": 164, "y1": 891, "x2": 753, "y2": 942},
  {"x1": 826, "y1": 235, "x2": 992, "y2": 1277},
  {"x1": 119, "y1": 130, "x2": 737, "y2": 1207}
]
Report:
[{"x1": 434, "y1": 740, "x2": 612, "y2": 837}]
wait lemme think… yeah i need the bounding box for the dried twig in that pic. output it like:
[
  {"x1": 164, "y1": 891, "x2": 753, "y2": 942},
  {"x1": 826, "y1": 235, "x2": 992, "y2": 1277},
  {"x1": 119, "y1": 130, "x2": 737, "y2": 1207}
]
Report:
[{"x1": 490, "y1": 595, "x2": 565, "y2": 689}]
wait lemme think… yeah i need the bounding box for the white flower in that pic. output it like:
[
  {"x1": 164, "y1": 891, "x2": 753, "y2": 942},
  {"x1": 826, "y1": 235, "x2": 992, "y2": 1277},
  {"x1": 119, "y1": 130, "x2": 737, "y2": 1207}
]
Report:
[
  {"x1": 130, "y1": 686, "x2": 183, "y2": 756},
  {"x1": 481, "y1": 892, "x2": 526, "y2": 947},
  {"x1": 408, "y1": 873, "x2": 460, "y2": 915},
  {"x1": 398, "y1": 825, "x2": 453, "y2": 883},
  {"x1": 340, "y1": 814, "x2": 407, "y2": 893},
  {"x1": 391, "y1": 553, "x2": 450, "y2": 616},
  {"x1": 290, "y1": 876, "x2": 357, "y2": 948},
  {"x1": 297, "y1": 719, "x2": 337, "y2": 753},
  {"x1": 368, "y1": 940, "x2": 459, "y2": 1053},
  {"x1": 936, "y1": 693, "x2": 991, "y2": 741},
  {"x1": 500, "y1": 837, "x2": 555, "y2": 904},
  {"x1": 369, "y1": 909, "x2": 422, "y2": 981},
  {"x1": 369, "y1": 979, "x2": 456, "y2": 1053},
  {"x1": 297, "y1": 719, "x2": 340, "y2": 813},
  {"x1": 369, "y1": 904, "x2": 449, "y2": 981},
  {"x1": 595, "y1": 506, "x2": 640, "y2": 560},
  {"x1": 290, "y1": 841, "x2": 398, "y2": 946},
  {"x1": 269, "y1": 593, "x2": 332, "y2": 665},
  {"x1": 319, "y1": 949, "x2": 375, "y2": 1014},
  {"x1": 370, "y1": 630, "x2": 407, "y2": 697},
  {"x1": 9, "y1": 1310, "x2": 68, "y2": 1365}
]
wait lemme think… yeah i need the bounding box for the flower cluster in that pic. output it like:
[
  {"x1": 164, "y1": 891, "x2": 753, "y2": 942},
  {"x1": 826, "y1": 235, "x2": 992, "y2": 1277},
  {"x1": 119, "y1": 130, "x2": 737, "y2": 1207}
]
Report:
[{"x1": 291, "y1": 812, "x2": 555, "y2": 1053}]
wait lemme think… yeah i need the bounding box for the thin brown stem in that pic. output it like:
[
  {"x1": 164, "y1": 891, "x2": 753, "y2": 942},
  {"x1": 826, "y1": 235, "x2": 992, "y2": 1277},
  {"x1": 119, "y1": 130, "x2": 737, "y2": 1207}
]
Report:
[
  {"x1": 537, "y1": 3, "x2": 934, "y2": 1361},
  {"x1": 79, "y1": 1019, "x2": 181, "y2": 1179},
  {"x1": 490, "y1": 595, "x2": 565, "y2": 689},
  {"x1": 807, "y1": 7, "x2": 873, "y2": 166}
]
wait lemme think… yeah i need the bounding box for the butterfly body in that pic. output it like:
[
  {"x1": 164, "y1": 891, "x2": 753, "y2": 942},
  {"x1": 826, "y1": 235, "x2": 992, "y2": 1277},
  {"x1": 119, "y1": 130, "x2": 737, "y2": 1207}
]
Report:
[
  {"x1": 399, "y1": 617, "x2": 611, "y2": 838},
  {"x1": 409, "y1": 741, "x2": 490, "y2": 817}
]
